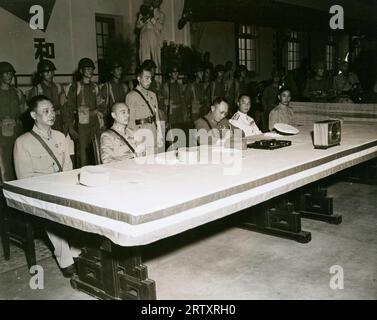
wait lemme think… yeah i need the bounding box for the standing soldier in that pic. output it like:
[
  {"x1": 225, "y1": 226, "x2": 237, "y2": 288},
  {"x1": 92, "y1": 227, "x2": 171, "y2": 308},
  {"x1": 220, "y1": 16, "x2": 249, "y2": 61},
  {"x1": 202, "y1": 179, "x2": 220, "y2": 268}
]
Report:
[
  {"x1": 126, "y1": 64, "x2": 163, "y2": 153},
  {"x1": 28, "y1": 60, "x2": 66, "y2": 133},
  {"x1": 185, "y1": 66, "x2": 206, "y2": 122},
  {"x1": 163, "y1": 66, "x2": 185, "y2": 127},
  {"x1": 129, "y1": 59, "x2": 164, "y2": 120},
  {"x1": 0, "y1": 62, "x2": 26, "y2": 182},
  {"x1": 100, "y1": 61, "x2": 129, "y2": 128},
  {"x1": 202, "y1": 67, "x2": 212, "y2": 114},
  {"x1": 209, "y1": 64, "x2": 226, "y2": 103},
  {"x1": 64, "y1": 58, "x2": 104, "y2": 167}
]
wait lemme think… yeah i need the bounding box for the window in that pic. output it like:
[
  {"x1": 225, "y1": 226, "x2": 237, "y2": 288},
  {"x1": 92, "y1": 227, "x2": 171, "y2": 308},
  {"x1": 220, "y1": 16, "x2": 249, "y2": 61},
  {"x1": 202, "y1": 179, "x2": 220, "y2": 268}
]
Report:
[
  {"x1": 287, "y1": 31, "x2": 300, "y2": 71},
  {"x1": 326, "y1": 35, "x2": 335, "y2": 71},
  {"x1": 95, "y1": 16, "x2": 115, "y2": 61},
  {"x1": 95, "y1": 15, "x2": 116, "y2": 82},
  {"x1": 237, "y1": 25, "x2": 258, "y2": 72}
]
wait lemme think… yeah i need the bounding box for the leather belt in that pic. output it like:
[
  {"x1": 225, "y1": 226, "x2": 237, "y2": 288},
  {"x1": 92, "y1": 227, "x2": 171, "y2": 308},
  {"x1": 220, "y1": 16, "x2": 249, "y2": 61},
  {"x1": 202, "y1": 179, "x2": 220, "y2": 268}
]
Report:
[{"x1": 135, "y1": 115, "x2": 156, "y2": 125}]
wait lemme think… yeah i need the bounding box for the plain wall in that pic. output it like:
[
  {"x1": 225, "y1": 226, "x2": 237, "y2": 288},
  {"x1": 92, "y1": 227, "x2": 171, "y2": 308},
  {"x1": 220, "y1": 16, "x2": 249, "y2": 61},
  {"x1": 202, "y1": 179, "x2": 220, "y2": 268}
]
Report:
[
  {"x1": 0, "y1": 0, "x2": 188, "y2": 86},
  {"x1": 0, "y1": 0, "x2": 73, "y2": 78},
  {"x1": 257, "y1": 27, "x2": 274, "y2": 81},
  {"x1": 196, "y1": 22, "x2": 236, "y2": 67}
]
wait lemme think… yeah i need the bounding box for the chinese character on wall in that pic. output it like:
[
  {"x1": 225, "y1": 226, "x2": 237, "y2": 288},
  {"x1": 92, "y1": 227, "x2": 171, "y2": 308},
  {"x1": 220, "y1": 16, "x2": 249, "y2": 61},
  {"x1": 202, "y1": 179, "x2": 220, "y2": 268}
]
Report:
[{"x1": 34, "y1": 38, "x2": 55, "y2": 60}]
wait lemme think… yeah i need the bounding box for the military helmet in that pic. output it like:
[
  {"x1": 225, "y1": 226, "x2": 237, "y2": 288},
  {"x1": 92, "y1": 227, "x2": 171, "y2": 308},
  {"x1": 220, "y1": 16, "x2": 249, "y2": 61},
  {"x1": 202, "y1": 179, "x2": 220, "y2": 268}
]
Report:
[
  {"x1": 78, "y1": 58, "x2": 96, "y2": 70},
  {"x1": 37, "y1": 59, "x2": 56, "y2": 73},
  {"x1": 0, "y1": 61, "x2": 16, "y2": 74}
]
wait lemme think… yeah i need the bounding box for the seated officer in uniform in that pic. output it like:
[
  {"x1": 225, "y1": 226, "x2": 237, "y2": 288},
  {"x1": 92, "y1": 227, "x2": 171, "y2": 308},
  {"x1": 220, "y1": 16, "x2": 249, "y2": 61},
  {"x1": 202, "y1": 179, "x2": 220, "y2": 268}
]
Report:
[
  {"x1": 229, "y1": 95, "x2": 262, "y2": 137},
  {"x1": 194, "y1": 97, "x2": 233, "y2": 145},
  {"x1": 100, "y1": 103, "x2": 145, "y2": 164},
  {"x1": 13, "y1": 95, "x2": 80, "y2": 278},
  {"x1": 269, "y1": 86, "x2": 294, "y2": 131}
]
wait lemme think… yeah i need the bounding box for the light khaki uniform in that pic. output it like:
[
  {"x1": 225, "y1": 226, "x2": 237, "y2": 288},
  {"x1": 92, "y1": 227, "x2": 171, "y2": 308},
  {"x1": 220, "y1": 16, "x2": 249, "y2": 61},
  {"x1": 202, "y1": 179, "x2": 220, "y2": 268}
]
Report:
[
  {"x1": 194, "y1": 112, "x2": 232, "y2": 145},
  {"x1": 100, "y1": 125, "x2": 144, "y2": 164},
  {"x1": 126, "y1": 85, "x2": 163, "y2": 151},
  {"x1": 13, "y1": 125, "x2": 80, "y2": 269},
  {"x1": 268, "y1": 103, "x2": 294, "y2": 131}
]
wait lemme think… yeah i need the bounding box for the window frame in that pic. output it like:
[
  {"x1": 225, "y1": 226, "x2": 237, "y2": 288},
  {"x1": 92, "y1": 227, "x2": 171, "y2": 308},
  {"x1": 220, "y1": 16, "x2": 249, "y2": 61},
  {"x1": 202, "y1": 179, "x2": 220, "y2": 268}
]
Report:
[
  {"x1": 95, "y1": 15, "x2": 116, "y2": 61},
  {"x1": 236, "y1": 24, "x2": 259, "y2": 73},
  {"x1": 287, "y1": 31, "x2": 301, "y2": 71},
  {"x1": 326, "y1": 35, "x2": 336, "y2": 71}
]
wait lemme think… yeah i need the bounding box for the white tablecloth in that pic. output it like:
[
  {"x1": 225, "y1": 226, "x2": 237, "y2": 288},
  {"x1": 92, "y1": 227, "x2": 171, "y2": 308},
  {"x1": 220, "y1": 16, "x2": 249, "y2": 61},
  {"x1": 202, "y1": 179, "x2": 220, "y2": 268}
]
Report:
[{"x1": 3, "y1": 124, "x2": 377, "y2": 246}]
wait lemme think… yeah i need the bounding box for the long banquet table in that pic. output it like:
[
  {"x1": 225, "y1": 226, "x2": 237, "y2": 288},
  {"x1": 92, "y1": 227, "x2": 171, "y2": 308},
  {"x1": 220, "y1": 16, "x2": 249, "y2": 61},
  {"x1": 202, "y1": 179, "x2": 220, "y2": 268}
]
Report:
[{"x1": 2, "y1": 123, "x2": 377, "y2": 299}]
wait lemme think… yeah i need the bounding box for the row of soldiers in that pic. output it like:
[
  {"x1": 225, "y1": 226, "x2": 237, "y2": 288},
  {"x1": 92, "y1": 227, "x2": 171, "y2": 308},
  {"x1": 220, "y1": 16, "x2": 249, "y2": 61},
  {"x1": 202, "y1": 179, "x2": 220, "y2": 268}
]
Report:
[
  {"x1": 0, "y1": 57, "x2": 251, "y2": 177},
  {"x1": 0, "y1": 58, "x2": 145, "y2": 181}
]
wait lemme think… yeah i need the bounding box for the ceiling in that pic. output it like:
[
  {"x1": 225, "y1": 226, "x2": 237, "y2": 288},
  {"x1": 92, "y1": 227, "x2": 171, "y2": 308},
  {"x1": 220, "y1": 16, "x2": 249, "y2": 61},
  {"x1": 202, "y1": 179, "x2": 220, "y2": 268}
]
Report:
[{"x1": 181, "y1": 0, "x2": 377, "y2": 35}]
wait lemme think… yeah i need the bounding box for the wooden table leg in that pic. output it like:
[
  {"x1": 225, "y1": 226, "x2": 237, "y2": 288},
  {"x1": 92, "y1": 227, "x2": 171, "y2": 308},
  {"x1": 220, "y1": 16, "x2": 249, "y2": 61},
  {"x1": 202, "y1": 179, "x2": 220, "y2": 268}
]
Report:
[
  {"x1": 71, "y1": 238, "x2": 156, "y2": 300},
  {"x1": 238, "y1": 200, "x2": 312, "y2": 244}
]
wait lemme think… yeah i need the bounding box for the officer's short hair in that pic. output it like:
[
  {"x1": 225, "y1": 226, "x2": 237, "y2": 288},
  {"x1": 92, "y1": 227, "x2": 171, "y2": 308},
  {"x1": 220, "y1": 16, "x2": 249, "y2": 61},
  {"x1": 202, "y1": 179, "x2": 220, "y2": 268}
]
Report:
[
  {"x1": 111, "y1": 102, "x2": 129, "y2": 113},
  {"x1": 212, "y1": 97, "x2": 229, "y2": 108},
  {"x1": 278, "y1": 86, "x2": 291, "y2": 95},
  {"x1": 28, "y1": 95, "x2": 52, "y2": 112},
  {"x1": 237, "y1": 94, "x2": 250, "y2": 104},
  {"x1": 141, "y1": 59, "x2": 157, "y2": 70},
  {"x1": 136, "y1": 65, "x2": 152, "y2": 78}
]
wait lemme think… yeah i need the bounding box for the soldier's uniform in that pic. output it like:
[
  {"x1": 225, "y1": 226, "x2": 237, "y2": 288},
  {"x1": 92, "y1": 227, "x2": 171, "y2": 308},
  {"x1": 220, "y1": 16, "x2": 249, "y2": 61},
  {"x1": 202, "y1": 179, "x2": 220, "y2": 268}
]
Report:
[
  {"x1": 100, "y1": 80, "x2": 129, "y2": 127},
  {"x1": 185, "y1": 80, "x2": 206, "y2": 121},
  {"x1": 225, "y1": 79, "x2": 236, "y2": 113},
  {"x1": 163, "y1": 79, "x2": 186, "y2": 126},
  {"x1": 28, "y1": 60, "x2": 65, "y2": 132},
  {"x1": 194, "y1": 111, "x2": 231, "y2": 145},
  {"x1": 13, "y1": 125, "x2": 79, "y2": 269},
  {"x1": 65, "y1": 58, "x2": 104, "y2": 167},
  {"x1": 210, "y1": 80, "x2": 226, "y2": 102},
  {"x1": 100, "y1": 124, "x2": 144, "y2": 164},
  {"x1": 262, "y1": 84, "x2": 279, "y2": 131},
  {"x1": 128, "y1": 77, "x2": 165, "y2": 122},
  {"x1": 126, "y1": 85, "x2": 162, "y2": 152},
  {"x1": 229, "y1": 111, "x2": 262, "y2": 137},
  {"x1": 0, "y1": 62, "x2": 26, "y2": 182},
  {"x1": 13, "y1": 126, "x2": 72, "y2": 178},
  {"x1": 268, "y1": 103, "x2": 294, "y2": 131}
]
